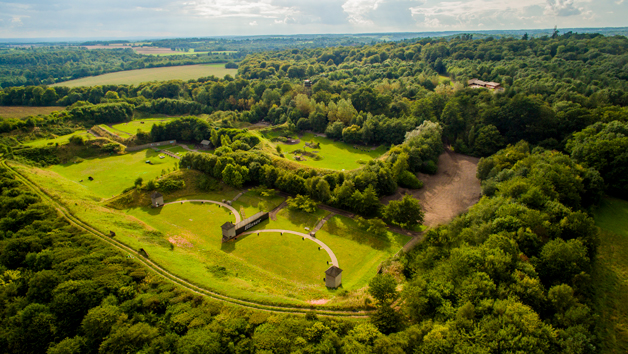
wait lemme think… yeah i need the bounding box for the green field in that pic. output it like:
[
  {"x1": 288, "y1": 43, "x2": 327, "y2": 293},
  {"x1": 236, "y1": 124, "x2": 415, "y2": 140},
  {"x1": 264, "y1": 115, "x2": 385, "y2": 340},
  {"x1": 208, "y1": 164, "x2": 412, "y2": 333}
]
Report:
[
  {"x1": 22, "y1": 130, "x2": 92, "y2": 147},
  {"x1": 0, "y1": 106, "x2": 65, "y2": 119},
  {"x1": 248, "y1": 207, "x2": 411, "y2": 291},
  {"x1": 112, "y1": 118, "x2": 175, "y2": 135},
  {"x1": 593, "y1": 197, "x2": 628, "y2": 353},
  {"x1": 48, "y1": 149, "x2": 179, "y2": 199},
  {"x1": 266, "y1": 132, "x2": 387, "y2": 170},
  {"x1": 52, "y1": 64, "x2": 238, "y2": 87}
]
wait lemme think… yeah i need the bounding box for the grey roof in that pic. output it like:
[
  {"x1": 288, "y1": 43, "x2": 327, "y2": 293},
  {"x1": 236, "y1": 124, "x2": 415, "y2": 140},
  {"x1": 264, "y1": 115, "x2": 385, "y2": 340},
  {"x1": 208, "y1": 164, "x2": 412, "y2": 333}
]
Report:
[
  {"x1": 325, "y1": 266, "x2": 343, "y2": 277},
  {"x1": 151, "y1": 191, "x2": 163, "y2": 199},
  {"x1": 221, "y1": 222, "x2": 235, "y2": 230},
  {"x1": 200, "y1": 140, "x2": 211, "y2": 145},
  {"x1": 235, "y1": 211, "x2": 268, "y2": 228}
]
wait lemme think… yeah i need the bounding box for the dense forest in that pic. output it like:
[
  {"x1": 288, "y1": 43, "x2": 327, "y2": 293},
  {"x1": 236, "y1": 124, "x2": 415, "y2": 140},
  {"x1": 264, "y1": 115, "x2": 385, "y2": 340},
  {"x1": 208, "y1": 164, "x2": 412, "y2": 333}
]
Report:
[{"x1": 1, "y1": 31, "x2": 628, "y2": 352}]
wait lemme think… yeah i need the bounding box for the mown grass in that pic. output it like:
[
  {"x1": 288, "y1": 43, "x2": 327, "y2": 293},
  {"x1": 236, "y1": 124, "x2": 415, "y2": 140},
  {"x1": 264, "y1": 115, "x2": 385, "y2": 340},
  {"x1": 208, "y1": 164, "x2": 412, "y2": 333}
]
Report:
[
  {"x1": 592, "y1": 197, "x2": 628, "y2": 353},
  {"x1": 0, "y1": 106, "x2": 66, "y2": 119},
  {"x1": 52, "y1": 64, "x2": 237, "y2": 87},
  {"x1": 262, "y1": 131, "x2": 387, "y2": 171},
  {"x1": 112, "y1": 118, "x2": 177, "y2": 135},
  {"x1": 48, "y1": 149, "x2": 179, "y2": 199},
  {"x1": 13, "y1": 164, "x2": 332, "y2": 305},
  {"x1": 22, "y1": 131, "x2": 93, "y2": 147}
]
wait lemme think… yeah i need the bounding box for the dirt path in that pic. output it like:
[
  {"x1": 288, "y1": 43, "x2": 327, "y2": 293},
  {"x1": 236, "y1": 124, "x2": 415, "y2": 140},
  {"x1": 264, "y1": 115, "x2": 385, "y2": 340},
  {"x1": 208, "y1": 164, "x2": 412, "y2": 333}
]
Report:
[
  {"x1": 312, "y1": 213, "x2": 336, "y2": 233},
  {"x1": 382, "y1": 149, "x2": 481, "y2": 228},
  {"x1": 178, "y1": 144, "x2": 198, "y2": 152}
]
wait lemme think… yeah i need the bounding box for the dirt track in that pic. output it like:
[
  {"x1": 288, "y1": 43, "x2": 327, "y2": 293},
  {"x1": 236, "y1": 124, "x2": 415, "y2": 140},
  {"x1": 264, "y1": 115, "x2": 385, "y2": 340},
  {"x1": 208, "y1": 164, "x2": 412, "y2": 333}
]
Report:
[{"x1": 382, "y1": 149, "x2": 482, "y2": 228}]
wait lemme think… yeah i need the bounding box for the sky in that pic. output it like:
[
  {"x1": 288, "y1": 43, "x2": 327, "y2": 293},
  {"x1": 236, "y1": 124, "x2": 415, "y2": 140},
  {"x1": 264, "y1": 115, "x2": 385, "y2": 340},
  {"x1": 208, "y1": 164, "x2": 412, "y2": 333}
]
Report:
[{"x1": 0, "y1": 0, "x2": 627, "y2": 39}]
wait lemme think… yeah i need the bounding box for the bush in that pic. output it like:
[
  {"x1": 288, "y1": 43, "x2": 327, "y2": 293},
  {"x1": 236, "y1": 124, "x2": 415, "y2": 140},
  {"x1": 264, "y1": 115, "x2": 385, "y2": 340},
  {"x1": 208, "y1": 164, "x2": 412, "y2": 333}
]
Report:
[
  {"x1": 398, "y1": 170, "x2": 423, "y2": 189},
  {"x1": 159, "y1": 178, "x2": 186, "y2": 193},
  {"x1": 420, "y1": 160, "x2": 438, "y2": 174}
]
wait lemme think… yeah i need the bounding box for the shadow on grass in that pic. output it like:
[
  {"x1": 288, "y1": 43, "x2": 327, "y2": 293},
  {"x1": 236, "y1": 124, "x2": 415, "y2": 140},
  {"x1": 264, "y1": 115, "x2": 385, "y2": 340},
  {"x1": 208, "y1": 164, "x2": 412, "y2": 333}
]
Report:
[
  {"x1": 323, "y1": 217, "x2": 391, "y2": 251},
  {"x1": 220, "y1": 218, "x2": 272, "y2": 254}
]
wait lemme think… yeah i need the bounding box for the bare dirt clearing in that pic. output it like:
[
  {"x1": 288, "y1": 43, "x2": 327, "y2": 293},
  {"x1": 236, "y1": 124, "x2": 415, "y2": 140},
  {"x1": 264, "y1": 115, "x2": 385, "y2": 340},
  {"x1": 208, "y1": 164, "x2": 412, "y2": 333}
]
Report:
[{"x1": 382, "y1": 149, "x2": 481, "y2": 228}]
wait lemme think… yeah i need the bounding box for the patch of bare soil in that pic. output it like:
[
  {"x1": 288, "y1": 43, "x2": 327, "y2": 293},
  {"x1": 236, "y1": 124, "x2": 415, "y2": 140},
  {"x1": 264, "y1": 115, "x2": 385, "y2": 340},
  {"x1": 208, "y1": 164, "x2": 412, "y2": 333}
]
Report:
[
  {"x1": 168, "y1": 236, "x2": 194, "y2": 248},
  {"x1": 382, "y1": 149, "x2": 482, "y2": 228},
  {"x1": 309, "y1": 299, "x2": 329, "y2": 305}
]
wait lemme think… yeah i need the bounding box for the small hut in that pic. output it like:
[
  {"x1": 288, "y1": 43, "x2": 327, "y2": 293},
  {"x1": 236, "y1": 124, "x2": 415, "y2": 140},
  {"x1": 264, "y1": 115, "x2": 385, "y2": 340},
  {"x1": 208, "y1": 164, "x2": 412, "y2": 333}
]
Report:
[
  {"x1": 325, "y1": 266, "x2": 343, "y2": 288},
  {"x1": 151, "y1": 191, "x2": 164, "y2": 208},
  {"x1": 200, "y1": 140, "x2": 211, "y2": 149},
  {"x1": 221, "y1": 222, "x2": 236, "y2": 241}
]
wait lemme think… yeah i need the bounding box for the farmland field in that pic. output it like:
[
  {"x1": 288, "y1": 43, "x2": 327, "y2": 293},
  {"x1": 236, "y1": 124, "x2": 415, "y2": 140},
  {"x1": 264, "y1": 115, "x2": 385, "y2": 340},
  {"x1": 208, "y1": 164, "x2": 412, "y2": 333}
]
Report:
[
  {"x1": 52, "y1": 64, "x2": 237, "y2": 87},
  {"x1": 49, "y1": 149, "x2": 179, "y2": 199},
  {"x1": 0, "y1": 106, "x2": 65, "y2": 119},
  {"x1": 592, "y1": 197, "x2": 628, "y2": 352},
  {"x1": 265, "y1": 132, "x2": 387, "y2": 170}
]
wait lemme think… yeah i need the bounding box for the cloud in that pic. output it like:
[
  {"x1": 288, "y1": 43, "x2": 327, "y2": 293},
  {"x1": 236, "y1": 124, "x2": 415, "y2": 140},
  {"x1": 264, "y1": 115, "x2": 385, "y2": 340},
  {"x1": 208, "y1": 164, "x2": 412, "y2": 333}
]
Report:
[
  {"x1": 0, "y1": 0, "x2": 626, "y2": 38},
  {"x1": 544, "y1": 0, "x2": 581, "y2": 16},
  {"x1": 183, "y1": 0, "x2": 297, "y2": 19},
  {"x1": 409, "y1": 0, "x2": 548, "y2": 29}
]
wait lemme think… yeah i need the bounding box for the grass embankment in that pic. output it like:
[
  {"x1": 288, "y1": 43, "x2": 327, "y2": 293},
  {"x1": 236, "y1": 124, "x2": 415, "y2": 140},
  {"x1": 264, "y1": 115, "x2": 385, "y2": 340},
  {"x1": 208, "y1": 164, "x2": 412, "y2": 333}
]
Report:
[
  {"x1": 261, "y1": 131, "x2": 387, "y2": 171},
  {"x1": 52, "y1": 64, "x2": 237, "y2": 87},
  {"x1": 0, "y1": 106, "x2": 66, "y2": 119},
  {"x1": 593, "y1": 197, "x2": 628, "y2": 353},
  {"x1": 48, "y1": 149, "x2": 179, "y2": 199}
]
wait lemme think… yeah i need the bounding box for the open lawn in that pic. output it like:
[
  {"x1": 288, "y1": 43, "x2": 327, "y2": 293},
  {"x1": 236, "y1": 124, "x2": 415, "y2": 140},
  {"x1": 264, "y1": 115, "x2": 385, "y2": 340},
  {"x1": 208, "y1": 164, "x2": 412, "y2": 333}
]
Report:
[
  {"x1": 48, "y1": 149, "x2": 179, "y2": 199},
  {"x1": 22, "y1": 131, "x2": 92, "y2": 147},
  {"x1": 247, "y1": 207, "x2": 410, "y2": 291},
  {"x1": 112, "y1": 118, "x2": 175, "y2": 135},
  {"x1": 52, "y1": 64, "x2": 237, "y2": 87},
  {"x1": 14, "y1": 162, "x2": 403, "y2": 307},
  {"x1": 264, "y1": 132, "x2": 387, "y2": 170},
  {"x1": 592, "y1": 197, "x2": 628, "y2": 353},
  {"x1": 316, "y1": 216, "x2": 410, "y2": 290},
  {"x1": 0, "y1": 106, "x2": 65, "y2": 119}
]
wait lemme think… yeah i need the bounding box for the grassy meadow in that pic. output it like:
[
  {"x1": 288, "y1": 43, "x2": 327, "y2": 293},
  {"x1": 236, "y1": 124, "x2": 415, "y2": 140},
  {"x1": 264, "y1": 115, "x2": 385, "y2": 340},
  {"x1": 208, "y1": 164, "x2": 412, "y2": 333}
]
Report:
[
  {"x1": 53, "y1": 64, "x2": 237, "y2": 87},
  {"x1": 112, "y1": 118, "x2": 176, "y2": 135},
  {"x1": 0, "y1": 106, "x2": 65, "y2": 119},
  {"x1": 263, "y1": 131, "x2": 387, "y2": 171},
  {"x1": 593, "y1": 197, "x2": 628, "y2": 353},
  {"x1": 22, "y1": 130, "x2": 92, "y2": 147},
  {"x1": 48, "y1": 149, "x2": 179, "y2": 199}
]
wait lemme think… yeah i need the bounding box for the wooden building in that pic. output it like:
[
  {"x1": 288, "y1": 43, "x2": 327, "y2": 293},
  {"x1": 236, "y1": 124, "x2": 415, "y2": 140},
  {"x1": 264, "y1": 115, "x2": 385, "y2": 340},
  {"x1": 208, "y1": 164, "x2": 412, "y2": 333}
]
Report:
[
  {"x1": 468, "y1": 79, "x2": 504, "y2": 91},
  {"x1": 151, "y1": 191, "x2": 164, "y2": 208},
  {"x1": 325, "y1": 266, "x2": 343, "y2": 288}
]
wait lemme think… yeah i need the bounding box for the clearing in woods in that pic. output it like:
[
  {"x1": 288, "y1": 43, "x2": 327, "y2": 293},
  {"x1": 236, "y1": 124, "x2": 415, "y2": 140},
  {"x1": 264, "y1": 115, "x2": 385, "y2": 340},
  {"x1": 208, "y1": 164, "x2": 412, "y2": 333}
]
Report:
[
  {"x1": 0, "y1": 106, "x2": 65, "y2": 119},
  {"x1": 111, "y1": 118, "x2": 177, "y2": 135},
  {"x1": 52, "y1": 64, "x2": 237, "y2": 87},
  {"x1": 263, "y1": 131, "x2": 387, "y2": 171},
  {"x1": 381, "y1": 149, "x2": 482, "y2": 228},
  {"x1": 592, "y1": 197, "x2": 628, "y2": 353},
  {"x1": 49, "y1": 149, "x2": 179, "y2": 199}
]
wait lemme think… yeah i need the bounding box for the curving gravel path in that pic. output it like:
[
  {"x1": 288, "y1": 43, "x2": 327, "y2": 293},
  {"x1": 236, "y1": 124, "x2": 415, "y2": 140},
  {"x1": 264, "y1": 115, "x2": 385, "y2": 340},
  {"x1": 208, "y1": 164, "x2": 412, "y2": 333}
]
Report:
[
  {"x1": 239, "y1": 229, "x2": 338, "y2": 267},
  {"x1": 162, "y1": 199, "x2": 241, "y2": 223}
]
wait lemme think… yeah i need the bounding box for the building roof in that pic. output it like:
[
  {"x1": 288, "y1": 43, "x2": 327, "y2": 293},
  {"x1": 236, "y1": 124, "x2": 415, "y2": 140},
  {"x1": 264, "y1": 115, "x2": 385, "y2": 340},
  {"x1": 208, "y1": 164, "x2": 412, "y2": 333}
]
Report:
[
  {"x1": 235, "y1": 211, "x2": 268, "y2": 229},
  {"x1": 151, "y1": 191, "x2": 163, "y2": 199},
  {"x1": 221, "y1": 222, "x2": 235, "y2": 230},
  {"x1": 325, "y1": 266, "x2": 343, "y2": 277},
  {"x1": 200, "y1": 140, "x2": 211, "y2": 145}
]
